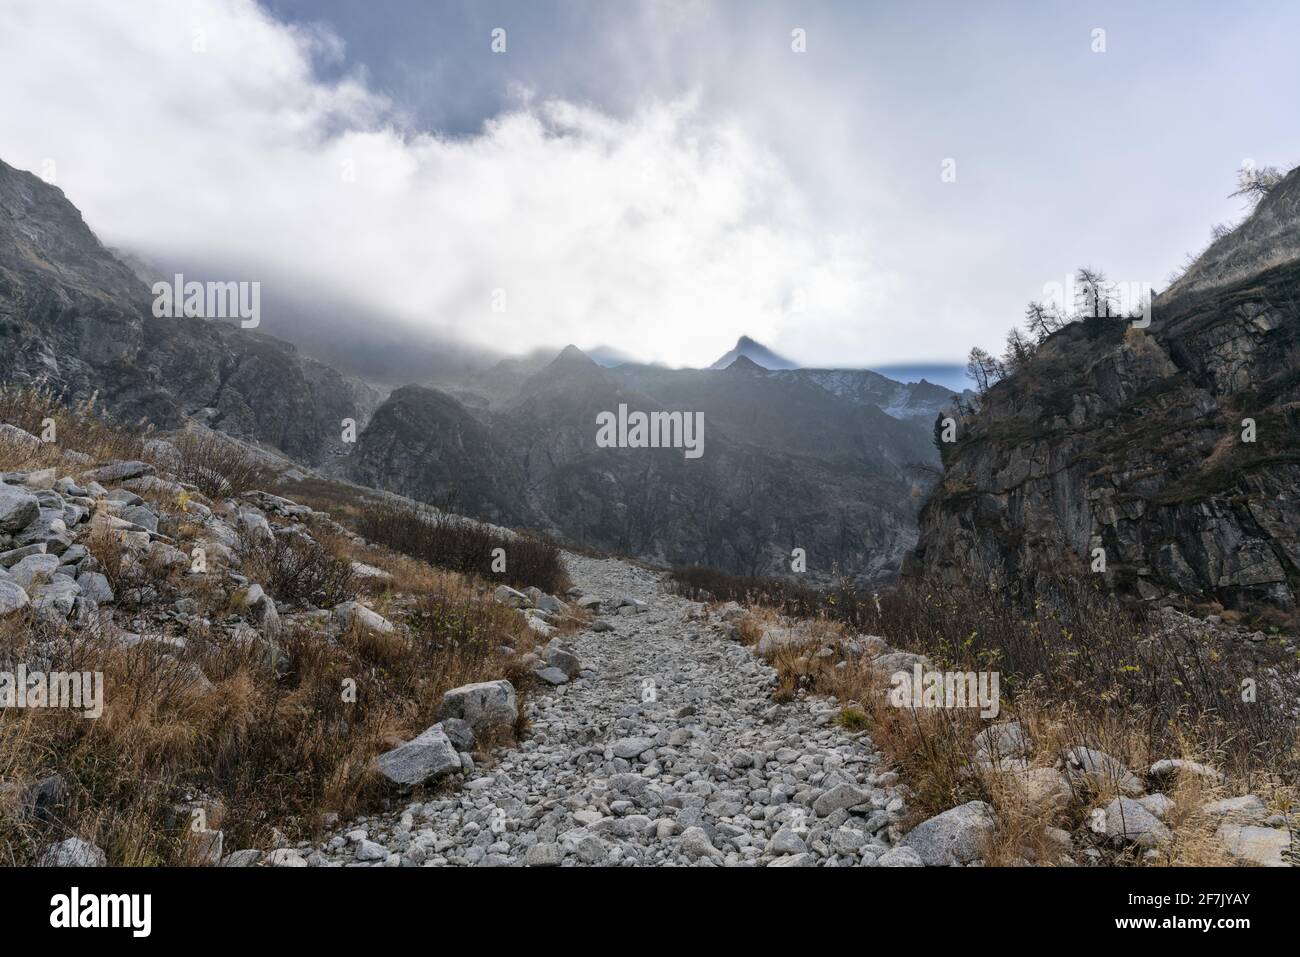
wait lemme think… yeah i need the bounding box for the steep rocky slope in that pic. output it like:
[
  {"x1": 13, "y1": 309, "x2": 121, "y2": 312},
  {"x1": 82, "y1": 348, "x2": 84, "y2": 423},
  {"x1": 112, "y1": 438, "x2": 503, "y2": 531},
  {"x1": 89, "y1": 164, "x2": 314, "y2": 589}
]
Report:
[
  {"x1": 910, "y1": 170, "x2": 1300, "y2": 615},
  {"x1": 346, "y1": 384, "x2": 534, "y2": 527},
  {"x1": 0, "y1": 158, "x2": 381, "y2": 464}
]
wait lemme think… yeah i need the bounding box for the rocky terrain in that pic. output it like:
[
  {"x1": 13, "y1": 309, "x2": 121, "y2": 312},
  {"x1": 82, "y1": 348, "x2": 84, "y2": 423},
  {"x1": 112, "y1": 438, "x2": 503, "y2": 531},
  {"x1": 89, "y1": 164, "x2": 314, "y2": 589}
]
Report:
[
  {"x1": 910, "y1": 168, "x2": 1300, "y2": 616},
  {"x1": 0, "y1": 415, "x2": 917, "y2": 867}
]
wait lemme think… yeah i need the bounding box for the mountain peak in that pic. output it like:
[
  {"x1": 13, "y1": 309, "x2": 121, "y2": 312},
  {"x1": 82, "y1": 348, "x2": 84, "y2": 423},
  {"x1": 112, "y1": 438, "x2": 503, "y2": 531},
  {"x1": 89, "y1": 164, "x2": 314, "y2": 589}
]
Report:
[
  {"x1": 709, "y1": 336, "x2": 798, "y2": 371},
  {"x1": 723, "y1": 354, "x2": 764, "y2": 373},
  {"x1": 516, "y1": 343, "x2": 607, "y2": 397},
  {"x1": 551, "y1": 344, "x2": 598, "y2": 369}
]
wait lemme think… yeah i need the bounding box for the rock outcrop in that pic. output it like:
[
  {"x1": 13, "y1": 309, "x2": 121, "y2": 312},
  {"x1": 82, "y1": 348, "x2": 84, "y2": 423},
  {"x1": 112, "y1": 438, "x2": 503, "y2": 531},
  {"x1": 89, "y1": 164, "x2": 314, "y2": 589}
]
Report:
[{"x1": 910, "y1": 169, "x2": 1300, "y2": 614}]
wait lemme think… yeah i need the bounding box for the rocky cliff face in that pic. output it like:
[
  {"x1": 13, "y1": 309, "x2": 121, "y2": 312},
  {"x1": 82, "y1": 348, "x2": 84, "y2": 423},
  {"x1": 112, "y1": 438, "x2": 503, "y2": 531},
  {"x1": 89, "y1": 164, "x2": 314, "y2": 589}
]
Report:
[
  {"x1": 0, "y1": 159, "x2": 381, "y2": 464},
  {"x1": 910, "y1": 170, "x2": 1300, "y2": 615}
]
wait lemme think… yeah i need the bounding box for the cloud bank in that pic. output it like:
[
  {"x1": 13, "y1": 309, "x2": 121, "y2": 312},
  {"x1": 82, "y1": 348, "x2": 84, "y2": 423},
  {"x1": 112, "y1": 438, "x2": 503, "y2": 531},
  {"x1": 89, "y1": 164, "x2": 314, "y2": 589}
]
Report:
[{"x1": 0, "y1": 0, "x2": 895, "y2": 369}]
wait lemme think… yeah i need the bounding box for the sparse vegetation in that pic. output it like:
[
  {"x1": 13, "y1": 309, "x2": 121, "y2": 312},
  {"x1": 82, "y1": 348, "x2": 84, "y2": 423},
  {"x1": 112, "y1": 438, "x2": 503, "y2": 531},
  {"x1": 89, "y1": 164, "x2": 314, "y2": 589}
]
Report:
[
  {"x1": 237, "y1": 530, "x2": 359, "y2": 608},
  {"x1": 0, "y1": 385, "x2": 144, "y2": 469}
]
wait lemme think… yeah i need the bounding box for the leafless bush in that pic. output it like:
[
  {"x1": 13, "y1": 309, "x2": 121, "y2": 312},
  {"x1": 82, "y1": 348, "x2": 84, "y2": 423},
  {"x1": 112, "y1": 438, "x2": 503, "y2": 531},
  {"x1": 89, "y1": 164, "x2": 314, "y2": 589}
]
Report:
[
  {"x1": 238, "y1": 531, "x2": 358, "y2": 608},
  {"x1": 171, "y1": 430, "x2": 269, "y2": 498}
]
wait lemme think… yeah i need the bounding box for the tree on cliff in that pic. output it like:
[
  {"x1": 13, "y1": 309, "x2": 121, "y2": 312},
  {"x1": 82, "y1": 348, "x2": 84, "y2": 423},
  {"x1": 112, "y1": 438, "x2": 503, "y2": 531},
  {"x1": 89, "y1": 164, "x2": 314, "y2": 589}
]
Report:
[
  {"x1": 966, "y1": 346, "x2": 1004, "y2": 394},
  {"x1": 1231, "y1": 162, "x2": 1285, "y2": 206}
]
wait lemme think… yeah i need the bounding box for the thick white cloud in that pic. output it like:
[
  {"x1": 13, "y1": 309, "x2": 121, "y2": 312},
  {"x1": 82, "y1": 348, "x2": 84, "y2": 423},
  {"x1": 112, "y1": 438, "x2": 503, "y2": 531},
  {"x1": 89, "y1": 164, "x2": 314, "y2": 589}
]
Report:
[{"x1": 0, "y1": 0, "x2": 896, "y2": 368}]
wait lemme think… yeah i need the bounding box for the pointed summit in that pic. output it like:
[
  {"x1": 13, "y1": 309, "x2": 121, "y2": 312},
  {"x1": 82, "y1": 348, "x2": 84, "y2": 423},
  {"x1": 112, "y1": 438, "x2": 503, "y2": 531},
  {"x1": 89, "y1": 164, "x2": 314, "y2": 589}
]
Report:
[
  {"x1": 549, "y1": 344, "x2": 599, "y2": 370},
  {"x1": 709, "y1": 336, "x2": 798, "y2": 371},
  {"x1": 517, "y1": 344, "x2": 607, "y2": 398},
  {"x1": 722, "y1": 354, "x2": 764, "y2": 374}
]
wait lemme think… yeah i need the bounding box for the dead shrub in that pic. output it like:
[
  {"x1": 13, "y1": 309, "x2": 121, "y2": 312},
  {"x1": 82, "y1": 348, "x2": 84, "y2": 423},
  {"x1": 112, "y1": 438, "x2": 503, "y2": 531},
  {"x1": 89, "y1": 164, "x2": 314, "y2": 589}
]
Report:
[
  {"x1": 238, "y1": 531, "x2": 358, "y2": 608},
  {"x1": 171, "y1": 430, "x2": 269, "y2": 498}
]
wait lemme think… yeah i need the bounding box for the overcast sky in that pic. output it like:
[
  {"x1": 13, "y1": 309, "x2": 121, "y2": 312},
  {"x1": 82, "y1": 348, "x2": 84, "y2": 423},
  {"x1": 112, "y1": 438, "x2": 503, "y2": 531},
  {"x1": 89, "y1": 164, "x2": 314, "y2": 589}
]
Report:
[{"x1": 2, "y1": 0, "x2": 1298, "y2": 369}]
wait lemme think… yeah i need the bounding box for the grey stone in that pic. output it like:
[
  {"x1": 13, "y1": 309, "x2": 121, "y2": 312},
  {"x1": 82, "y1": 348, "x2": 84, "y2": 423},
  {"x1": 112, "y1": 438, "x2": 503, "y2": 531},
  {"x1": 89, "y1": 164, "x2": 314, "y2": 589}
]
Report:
[
  {"x1": 77, "y1": 571, "x2": 114, "y2": 604},
  {"x1": 1199, "y1": 795, "x2": 1267, "y2": 824},
  {"x1": 493, "y1": 585, "x2": 530, "y2": 607},
  {"x1": 438, "y1": 717, "x2": 476, "y2": 752},
  {"x1": 768, "y1": 827, "x2": 809, "y2": 855},
  {"x1": 0, "y1": 543, "x2": 46, "y2": 568},
  {"x1": 678, "y1": 826, "x2": 721, "y2": 861},
  {"x1": 0, "y1": 579, "x2": 29, "y2": 616},
  {"x1": 1216, "y1": 824, "x2": 1291, "y2": 867},
  {"x1": 900, "y1": 801, "x2": 996, "y2": 866},
  {"x1": 1103, "y1": 797, "x2": 1171, "y2": 847},
  {"x1": 376, "y1": 725, "x2": 462, "y2": 787},
  {"x1": 535, "y1": 593, "x2": 566, "y2": 613},
  {"x1": 1064, "y1": 746, "x2": 1144, "y2": 796},
  {"x1": 875, "y1": 846, "x2": 924, "y2": 866},
  {"x1": 610, "y1": 736, "x2": 655, "y2": 760},
  {"x1": 38, "y1": 837, "x2": 107, "y2": 867},
  {"x1": 813, "y1": 784, "x2": 871, "y2": 817},
  {"x1": 973, "y1": 721, "x2": 1031, "y2": 761},
  {"x1": 0, "y1": 424, "x2": 41, "y2": 455},
  {"x1": 332, "y1": 601, "x2": 395, "y2": 634},
  {"x1": 220, "y1": 849, "x2": 264, "y2": 867},
  {"x1": 0, "y1": 482, "x2": 39, "y2": 534},
  {"x1": 1149, "y1": 758, "x2": 1223, "y2": 785},
  {"x1": 767, "y1": 852, "x2": 815, "y2": 867},
  {"x1": 87, "y1": 461, "x2": 156, "y2": 483},
  {"x1": 31, "y1": 575, "x2": 81, "y2": 619},
  {"x1": 523, "y1": 842, "x2": 563, "y2": 867},
  {"x1": 267, "y1": 848, "x2": 308, "y2": 867},
  {"x1": 438, "y1": 680, "x2": 517, "y2": 735},
  {"x1": 543, "y1": 643, "x2": 581, "y2": 678},
  {"x1": 8, "y1": 553, "x2": 60, "y2": 591},
  {"x1": 119, "y1": 504, "x2": 158, "y2": 533}
]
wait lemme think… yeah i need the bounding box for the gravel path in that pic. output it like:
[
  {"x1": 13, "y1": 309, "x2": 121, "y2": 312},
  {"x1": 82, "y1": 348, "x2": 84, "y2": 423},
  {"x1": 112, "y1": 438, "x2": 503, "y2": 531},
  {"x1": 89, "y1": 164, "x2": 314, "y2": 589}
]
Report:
[{"x1": 301, "y1": 552, "x2": 909, "y2": 867}]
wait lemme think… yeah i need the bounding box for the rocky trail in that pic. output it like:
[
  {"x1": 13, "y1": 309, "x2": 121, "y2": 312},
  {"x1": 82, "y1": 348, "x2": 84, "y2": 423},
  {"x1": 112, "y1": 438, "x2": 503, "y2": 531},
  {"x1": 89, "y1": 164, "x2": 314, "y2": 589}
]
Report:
[{"x1": 294, "y1": 552, "x2": 913, "y2": 867}]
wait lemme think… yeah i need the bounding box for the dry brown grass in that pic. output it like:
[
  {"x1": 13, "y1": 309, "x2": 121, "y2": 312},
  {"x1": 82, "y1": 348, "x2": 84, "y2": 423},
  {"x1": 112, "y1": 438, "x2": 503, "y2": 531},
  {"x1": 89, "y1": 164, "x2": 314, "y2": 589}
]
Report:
[
  {"x1": 354, "y1": 502, "x2": 569, "y2": 595},
  {"x1": 0, "y1": 385, "x2": 145, "y2": 470},
  {"x1": 0, "y1": 546, "x2": 542, "y2": 865},
  {"x1": 237, "y1": 530, "x2": 358, "y2": 608}
]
